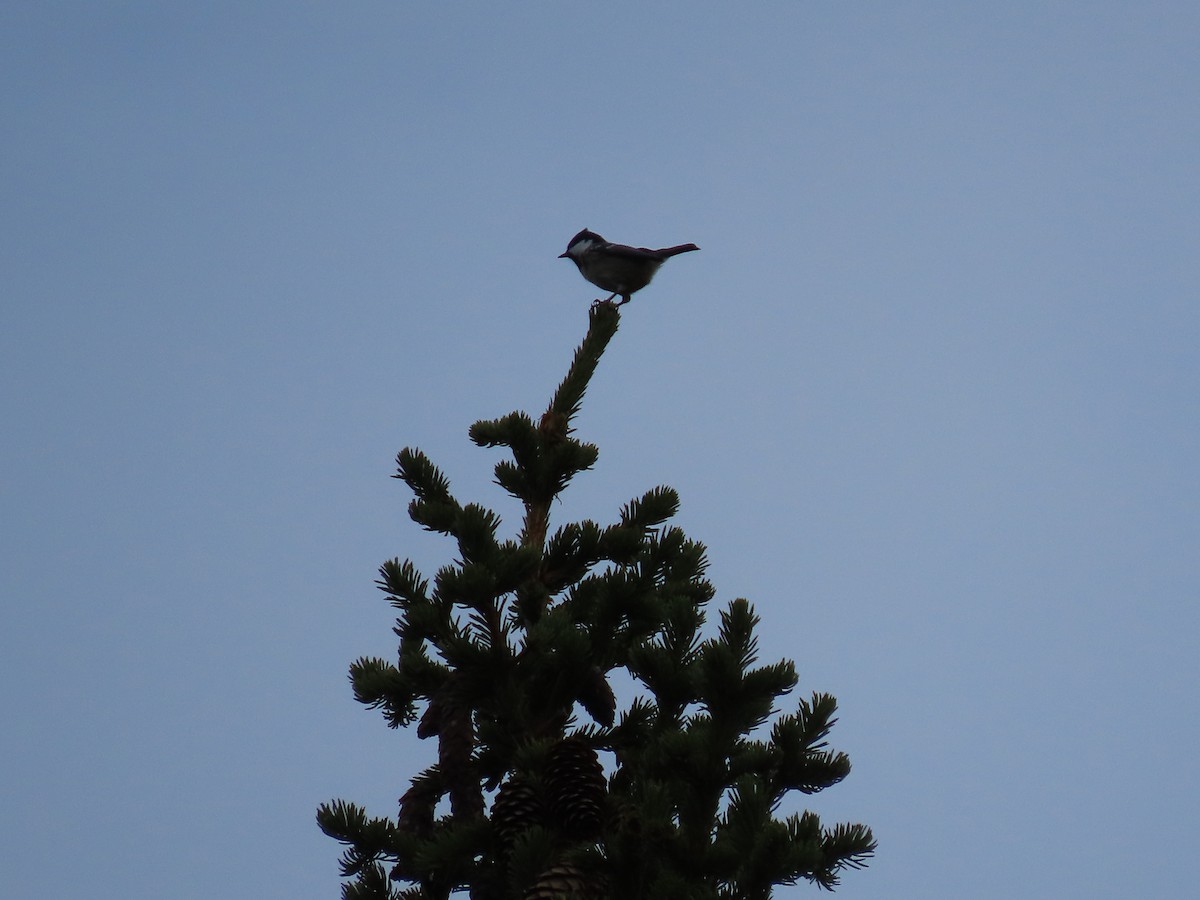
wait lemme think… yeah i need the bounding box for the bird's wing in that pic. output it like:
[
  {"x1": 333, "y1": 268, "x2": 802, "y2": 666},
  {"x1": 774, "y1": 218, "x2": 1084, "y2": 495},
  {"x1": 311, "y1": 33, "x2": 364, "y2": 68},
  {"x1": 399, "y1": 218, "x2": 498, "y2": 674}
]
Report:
[{"x1": 604, "y1": 242, "x2": 673, "y2": 261}]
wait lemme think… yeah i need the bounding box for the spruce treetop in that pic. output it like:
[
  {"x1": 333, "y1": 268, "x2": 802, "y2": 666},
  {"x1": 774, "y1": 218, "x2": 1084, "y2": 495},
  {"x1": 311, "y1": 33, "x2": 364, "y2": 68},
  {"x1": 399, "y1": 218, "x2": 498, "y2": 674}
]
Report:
[{"x1": 318, "y1": 302, "x2": 874, "y2": 900}]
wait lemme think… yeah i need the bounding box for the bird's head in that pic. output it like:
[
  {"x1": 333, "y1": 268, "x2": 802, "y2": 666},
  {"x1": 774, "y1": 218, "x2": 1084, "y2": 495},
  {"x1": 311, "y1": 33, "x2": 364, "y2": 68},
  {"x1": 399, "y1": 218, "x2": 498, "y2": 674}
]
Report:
[{"x1": 559, "y1": 228, "x2": 605, "y2": 260}]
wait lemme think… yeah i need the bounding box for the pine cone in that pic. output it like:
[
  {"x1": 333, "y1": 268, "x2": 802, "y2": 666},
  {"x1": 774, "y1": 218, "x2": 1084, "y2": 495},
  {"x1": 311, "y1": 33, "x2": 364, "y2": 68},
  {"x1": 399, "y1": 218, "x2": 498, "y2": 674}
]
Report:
[
  {"x1": 491, "y1": 776, "x2": 544, "y2": 848},
  {"x1": 539, "y1": 410, "x2": 569, "y2": 445},
  {"x1": 577, "y1": 666, "x2": 616, "y2": 728},
  {"x1": 417, "y1": 694, "x2": 443, "y2": 739},
  {"x1": 398, "y1": 775, "x2": 441, "y2": 833},
  {"x1": 525, "y1": 862, "x2": 603, "y2": 900},
  {"x1": 439, "y1": 702, "x2": 483, "y2": 818},
  {"x1": 545, "y1": 738, "x2": 606, "y2": 840}
]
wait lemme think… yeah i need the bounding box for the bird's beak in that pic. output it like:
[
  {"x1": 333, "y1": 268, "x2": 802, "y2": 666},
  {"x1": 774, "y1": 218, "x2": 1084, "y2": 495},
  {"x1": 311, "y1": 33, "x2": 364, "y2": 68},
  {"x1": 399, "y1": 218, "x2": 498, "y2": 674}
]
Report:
[{"x1": 558, "y1": 251, "x2": 569, "y2": 258}]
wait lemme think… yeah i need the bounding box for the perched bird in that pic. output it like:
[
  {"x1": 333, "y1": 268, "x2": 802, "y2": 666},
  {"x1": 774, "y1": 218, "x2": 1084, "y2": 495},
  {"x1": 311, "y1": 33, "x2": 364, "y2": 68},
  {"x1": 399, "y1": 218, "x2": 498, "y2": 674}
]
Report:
[{"x1": 559, "y1": 228, "x2": 699, "y2": 305}]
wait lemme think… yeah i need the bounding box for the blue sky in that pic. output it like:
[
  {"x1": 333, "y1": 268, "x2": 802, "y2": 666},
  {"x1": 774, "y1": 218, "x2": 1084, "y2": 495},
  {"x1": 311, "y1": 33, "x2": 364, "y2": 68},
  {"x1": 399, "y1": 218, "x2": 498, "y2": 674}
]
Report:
[{"x1": 2, "y1": 3, "x2": 1197, "y2": 897}]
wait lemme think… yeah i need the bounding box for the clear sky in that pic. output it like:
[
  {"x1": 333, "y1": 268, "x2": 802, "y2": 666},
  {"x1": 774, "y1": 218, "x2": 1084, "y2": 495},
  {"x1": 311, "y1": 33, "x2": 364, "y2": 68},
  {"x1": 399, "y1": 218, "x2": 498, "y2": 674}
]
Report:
[{"x1": 2, "y1": 3, "x2": 1197, "y2": 897}]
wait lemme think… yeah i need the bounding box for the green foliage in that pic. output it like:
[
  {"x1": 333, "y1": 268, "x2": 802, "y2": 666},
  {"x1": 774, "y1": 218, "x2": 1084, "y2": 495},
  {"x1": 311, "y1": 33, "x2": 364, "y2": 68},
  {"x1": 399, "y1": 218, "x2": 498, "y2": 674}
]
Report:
[{"x1": 318, "y1": 302, "x2": 874, "y2": 900}]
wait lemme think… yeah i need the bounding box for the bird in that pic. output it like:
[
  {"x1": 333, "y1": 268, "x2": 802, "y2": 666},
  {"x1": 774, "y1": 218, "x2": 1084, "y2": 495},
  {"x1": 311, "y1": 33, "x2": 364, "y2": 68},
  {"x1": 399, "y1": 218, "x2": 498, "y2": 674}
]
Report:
[{"x1": 559, "y1": 228, "x2": 699, "y2": 305}]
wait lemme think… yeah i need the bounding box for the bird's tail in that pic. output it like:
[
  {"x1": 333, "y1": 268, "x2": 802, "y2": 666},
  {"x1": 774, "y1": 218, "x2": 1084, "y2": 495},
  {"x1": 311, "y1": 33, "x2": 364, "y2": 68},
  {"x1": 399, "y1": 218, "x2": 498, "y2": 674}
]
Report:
[{"x1": 658, "y1": 243, "x2": 700, "y2": 257}]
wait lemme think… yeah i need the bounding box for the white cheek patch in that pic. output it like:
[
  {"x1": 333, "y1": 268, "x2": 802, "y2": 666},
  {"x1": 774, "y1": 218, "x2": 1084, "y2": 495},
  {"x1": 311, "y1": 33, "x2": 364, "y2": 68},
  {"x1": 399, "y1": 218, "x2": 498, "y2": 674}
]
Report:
[{"x1": 569, "y1": 239, "x2": 597, "y2": 258}]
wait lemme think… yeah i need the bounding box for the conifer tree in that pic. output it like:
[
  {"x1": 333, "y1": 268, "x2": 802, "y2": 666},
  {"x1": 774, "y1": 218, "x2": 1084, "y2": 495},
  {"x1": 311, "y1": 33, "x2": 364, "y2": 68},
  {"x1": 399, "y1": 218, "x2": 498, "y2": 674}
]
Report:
[{"x1": 317, "y1": 302, "x2": 875, "y2": 900}]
